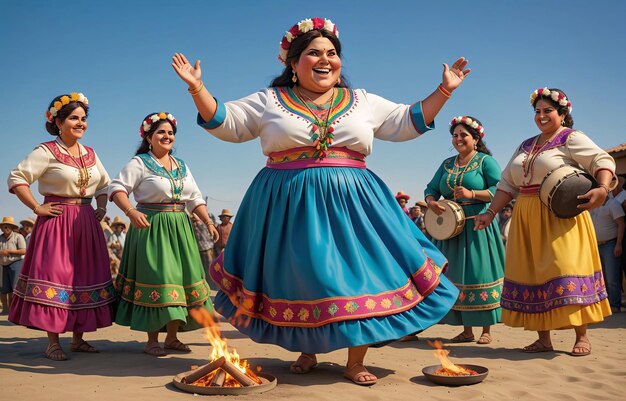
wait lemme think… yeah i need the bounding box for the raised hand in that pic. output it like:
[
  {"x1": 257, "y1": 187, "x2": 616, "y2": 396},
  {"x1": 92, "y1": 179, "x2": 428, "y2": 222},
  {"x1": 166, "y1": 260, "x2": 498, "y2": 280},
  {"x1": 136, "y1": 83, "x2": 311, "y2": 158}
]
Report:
[
  {"x1": 442, "y1": 57, "x2": 471, "y2": 92},
  {"x1": 172, "y1": 53, "x2": 202, "y2": 88}
]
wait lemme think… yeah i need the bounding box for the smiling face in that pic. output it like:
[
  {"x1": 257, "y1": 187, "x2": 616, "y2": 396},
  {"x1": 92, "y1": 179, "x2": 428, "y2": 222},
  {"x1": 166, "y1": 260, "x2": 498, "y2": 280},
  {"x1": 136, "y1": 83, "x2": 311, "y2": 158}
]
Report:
[
  {"x1": 147, "y1": 121, "x2": 175, "y2": 155},
  {"x1": 57, "y1": 106, "x2": 88, "y2": 142},
  {"x1": 534, "y1": 99, "x2": 564, "y2": 135},
  {"x1": 291, "y1": 37, "x2": 341, "y2": 94},
  {"x1": 0, "y1": 225, "x2": 13, "y2": 237},
  {"x1": 451, "y1": 125, "x2": 478, "y2": 157}
]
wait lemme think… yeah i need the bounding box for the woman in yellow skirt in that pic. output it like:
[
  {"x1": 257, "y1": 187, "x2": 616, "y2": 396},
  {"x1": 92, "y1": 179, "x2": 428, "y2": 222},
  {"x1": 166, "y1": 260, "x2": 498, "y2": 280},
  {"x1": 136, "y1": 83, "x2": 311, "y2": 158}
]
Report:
[{"x1": 474, "y1": 87, "x2": 615, "y2": 356}]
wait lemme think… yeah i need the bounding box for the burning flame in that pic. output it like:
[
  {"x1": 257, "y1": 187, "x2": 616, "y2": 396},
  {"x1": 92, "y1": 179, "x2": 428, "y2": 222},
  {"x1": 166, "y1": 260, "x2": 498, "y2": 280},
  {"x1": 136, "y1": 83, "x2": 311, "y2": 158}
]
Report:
[
  {"x1": 189, "y1": 308, "x2": 261, "y2": 385},
  {"x1": 428, "y1": 340, "x2": 476, "y2": 376}
]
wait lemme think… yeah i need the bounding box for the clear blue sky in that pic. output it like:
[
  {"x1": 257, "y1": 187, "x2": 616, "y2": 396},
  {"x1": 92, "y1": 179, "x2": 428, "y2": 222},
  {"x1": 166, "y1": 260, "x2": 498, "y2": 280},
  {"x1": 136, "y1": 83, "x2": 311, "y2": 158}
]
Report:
[{"x1": 1, "y1": 0, "x2": 624, "y2": 221}]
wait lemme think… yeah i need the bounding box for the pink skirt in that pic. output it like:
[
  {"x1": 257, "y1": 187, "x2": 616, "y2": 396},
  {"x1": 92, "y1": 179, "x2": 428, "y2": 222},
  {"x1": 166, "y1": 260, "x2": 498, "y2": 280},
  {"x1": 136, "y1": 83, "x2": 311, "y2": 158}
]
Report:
[{"x1": 9, "y1": 196, "x2": 115, "y2": 333}]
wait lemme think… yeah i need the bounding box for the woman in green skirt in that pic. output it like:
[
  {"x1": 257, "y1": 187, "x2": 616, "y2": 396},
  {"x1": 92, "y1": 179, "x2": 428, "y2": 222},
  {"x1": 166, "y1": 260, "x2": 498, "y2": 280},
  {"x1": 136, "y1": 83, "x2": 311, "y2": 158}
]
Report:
[
  {"x1": 109, "y1": 112, "x2": 219, "y2": 356},
  {"x1": 424, "y1": 116, "x2": 505, "y2": 345}
]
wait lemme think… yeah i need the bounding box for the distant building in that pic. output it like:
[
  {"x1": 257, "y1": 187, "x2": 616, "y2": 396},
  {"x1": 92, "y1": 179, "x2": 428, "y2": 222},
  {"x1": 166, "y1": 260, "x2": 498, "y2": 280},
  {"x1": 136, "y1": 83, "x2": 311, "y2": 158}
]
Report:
[{"x1": 607, "y1": 142, "x2": 626, "y2": 175}]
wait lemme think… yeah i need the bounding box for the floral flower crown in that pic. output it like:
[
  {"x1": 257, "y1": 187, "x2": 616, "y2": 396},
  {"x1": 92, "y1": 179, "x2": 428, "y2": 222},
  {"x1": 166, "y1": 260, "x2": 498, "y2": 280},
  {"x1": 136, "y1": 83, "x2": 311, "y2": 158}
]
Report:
[
  {"x1": 140, "y1": 112, "x2": 177, "y2": 138},
  {"x1": 450, "y1": 116, "x2": 485, "y2": 137},
  {"x1": 530, "y1": 88, "x2": 572, "y2": 113},
  {"x1": 278, "y1": 17, "x2": 339, "y2": 65},
  {"x1": 46, "y1": 92, "x2": 89, "y2": 122}
]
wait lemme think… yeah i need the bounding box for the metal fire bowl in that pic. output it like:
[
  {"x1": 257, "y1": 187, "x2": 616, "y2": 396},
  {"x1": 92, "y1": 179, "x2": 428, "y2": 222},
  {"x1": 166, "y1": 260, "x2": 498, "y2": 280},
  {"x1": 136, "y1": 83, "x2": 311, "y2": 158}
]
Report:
[
  {"x1": 422, "y1": 364, "x2": 488, "y2": 386},
  {"x1": 172, "y1": 372, "x2": 277, "y2": 395}
]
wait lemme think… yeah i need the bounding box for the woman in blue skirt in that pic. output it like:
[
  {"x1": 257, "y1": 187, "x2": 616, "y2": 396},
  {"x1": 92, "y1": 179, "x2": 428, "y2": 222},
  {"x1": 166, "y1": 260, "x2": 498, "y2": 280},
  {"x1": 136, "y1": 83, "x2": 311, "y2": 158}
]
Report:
[{"x1": 172, "y1": 17, "x2": 469, "y2": 385}]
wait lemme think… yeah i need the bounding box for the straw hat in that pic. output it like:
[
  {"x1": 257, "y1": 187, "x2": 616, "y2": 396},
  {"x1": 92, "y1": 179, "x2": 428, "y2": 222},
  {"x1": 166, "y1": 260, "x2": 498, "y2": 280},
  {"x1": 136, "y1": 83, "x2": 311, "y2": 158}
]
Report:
[
  {"x1": 20, "y1": 217, "x2": 36, "y2": 227},
  {"x1": 0, "y1": 216, "x2": 20, "y2": 230},
  {"x1": 110, "y1": 216, "x2": 128, "y2": 229},
  {"x1": 219, "y1": 209, "x2": 234, "y2": 218},
  {"x1": 415, "y1": 200, "x2": 427, "y2": 208},
  {"x1": 395, "y1": 191, "x2": 410, "y2": 201}
]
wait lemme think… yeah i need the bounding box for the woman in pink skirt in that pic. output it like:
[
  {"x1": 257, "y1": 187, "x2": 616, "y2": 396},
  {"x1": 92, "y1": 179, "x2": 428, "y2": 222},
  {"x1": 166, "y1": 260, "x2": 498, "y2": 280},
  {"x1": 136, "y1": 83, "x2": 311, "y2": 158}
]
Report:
[{"x1": 7, "y1": 92, "x2": 116, "y2": 361}]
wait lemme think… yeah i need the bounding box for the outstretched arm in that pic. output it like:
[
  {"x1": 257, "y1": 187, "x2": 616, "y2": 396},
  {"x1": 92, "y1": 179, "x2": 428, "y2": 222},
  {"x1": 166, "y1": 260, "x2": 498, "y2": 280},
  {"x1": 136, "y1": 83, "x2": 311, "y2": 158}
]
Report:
[
  {"x1": 172, "y1": 53, "x2": 218, "y2": 122},
  {"x1": 421, "y1": 57, "x2": 471, "y2": 125}
]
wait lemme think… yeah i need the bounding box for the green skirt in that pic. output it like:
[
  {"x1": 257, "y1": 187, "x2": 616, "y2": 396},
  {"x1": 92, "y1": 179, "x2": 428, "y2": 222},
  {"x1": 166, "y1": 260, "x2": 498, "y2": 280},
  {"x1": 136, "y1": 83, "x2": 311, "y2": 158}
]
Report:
[
  {"x1": 114, "y1": 208, "x2": 213, "y2": 332},
  {"x1": 433, "y1": 203, "x2": 505, "y2": 327}
]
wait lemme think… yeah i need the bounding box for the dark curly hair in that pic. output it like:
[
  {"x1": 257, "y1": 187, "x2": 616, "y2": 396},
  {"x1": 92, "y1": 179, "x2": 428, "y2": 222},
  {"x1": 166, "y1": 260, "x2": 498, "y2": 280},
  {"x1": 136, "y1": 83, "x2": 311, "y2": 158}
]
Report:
[
  {"x1": 449, "y1": 116, "x2": 492, "y2": 155},
  {"x1": 270, "y1": 28, "x2": 350, "y2": 88},
  {"x1": 531, "y1": 87, "x2": 574, "y2": 128},
  {"x1": 135, "y1": 113, "x2": 178, "y2": 155},
  {"x1": 45, "y1": 95, "x2": 89, "y2": 136}
]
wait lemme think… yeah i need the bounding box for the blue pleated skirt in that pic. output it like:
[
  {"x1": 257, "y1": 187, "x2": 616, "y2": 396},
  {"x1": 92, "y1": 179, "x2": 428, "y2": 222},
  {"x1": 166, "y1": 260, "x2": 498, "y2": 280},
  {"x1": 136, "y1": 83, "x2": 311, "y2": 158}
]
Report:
[{"x1": 211, "y1": 166, "x2": 458, "y2": 353}]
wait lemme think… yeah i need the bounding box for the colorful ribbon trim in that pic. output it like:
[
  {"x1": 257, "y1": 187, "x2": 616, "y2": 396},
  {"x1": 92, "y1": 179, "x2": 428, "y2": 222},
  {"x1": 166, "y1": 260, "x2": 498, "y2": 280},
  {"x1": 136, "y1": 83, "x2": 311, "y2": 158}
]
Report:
[
  {"x1": 501, "y1": 271, "x2": 607, "y2": 314},
  {"x1": 451, "y1": 278, "x2": 503, "y2": 311},
  {"x1": 115, "y1": 274, "x2": 210, "y2": 307},
  {"x1": 13, "y1": 275, "x2": 116, "y2": 310},
  {"x1": 209, "y1": 253, "x2": 444, "y2": 327}
]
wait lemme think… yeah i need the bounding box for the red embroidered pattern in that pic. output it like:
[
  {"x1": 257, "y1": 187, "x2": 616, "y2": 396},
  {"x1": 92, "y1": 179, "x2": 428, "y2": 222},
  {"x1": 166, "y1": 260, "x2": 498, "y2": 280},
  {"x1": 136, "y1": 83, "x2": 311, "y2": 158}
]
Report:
[
  {"x1": 209, "y1": 253, "x2": 444, "y2": 327},
  {"x1": 42, "y1": 141, "x2": 97, "y2": 168}
]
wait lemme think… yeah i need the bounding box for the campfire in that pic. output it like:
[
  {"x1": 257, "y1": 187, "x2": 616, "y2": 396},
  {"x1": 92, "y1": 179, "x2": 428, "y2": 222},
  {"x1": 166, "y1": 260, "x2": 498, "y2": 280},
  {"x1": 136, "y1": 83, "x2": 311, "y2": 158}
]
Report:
[
  {"x1": 429, "y1": 340, "x2": 478, "y2": 376},
  {"x1": 171, "y1": 309, "x2": 276, "y2": 395},
  {"x1": 421, "y1": 340, "x2": 488, "y2": 386}
]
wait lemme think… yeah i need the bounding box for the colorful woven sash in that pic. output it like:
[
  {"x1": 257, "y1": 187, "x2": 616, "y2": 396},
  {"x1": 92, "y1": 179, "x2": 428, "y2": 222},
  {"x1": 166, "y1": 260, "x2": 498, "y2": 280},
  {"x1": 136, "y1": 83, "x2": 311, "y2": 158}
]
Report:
[
  {"x1": 136, "y1": 203, "x2": 186, "y2": 212},
  {"x1": 519, "y1": 185, "x2": 540, "y2": 195},
  {"x1": 266, "y1": 146, "x2": 366, "y2": 170}
]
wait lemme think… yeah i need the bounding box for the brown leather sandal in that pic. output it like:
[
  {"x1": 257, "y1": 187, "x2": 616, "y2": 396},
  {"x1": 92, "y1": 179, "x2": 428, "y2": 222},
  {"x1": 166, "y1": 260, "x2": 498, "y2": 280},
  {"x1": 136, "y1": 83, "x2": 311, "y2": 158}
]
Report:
[
  {"x1": 45, "y1": 343, "x2": 68, "y2": 361},
  {"x1": 343, "y1": 362, "x2": 377, "y2": 386},
  {"x1": 522, "y1": 339, "x2": 554, "y2": 353},
  {"x1": 289, "y1": 353, "x2": 317, "y2": 374}
]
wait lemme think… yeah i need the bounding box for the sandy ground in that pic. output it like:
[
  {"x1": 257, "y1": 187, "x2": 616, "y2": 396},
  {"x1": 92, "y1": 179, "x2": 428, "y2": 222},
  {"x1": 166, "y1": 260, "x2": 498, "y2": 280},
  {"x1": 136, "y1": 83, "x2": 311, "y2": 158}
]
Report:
[{"x1": 1, "y1": 306, "x2": 624, "y2": 400}]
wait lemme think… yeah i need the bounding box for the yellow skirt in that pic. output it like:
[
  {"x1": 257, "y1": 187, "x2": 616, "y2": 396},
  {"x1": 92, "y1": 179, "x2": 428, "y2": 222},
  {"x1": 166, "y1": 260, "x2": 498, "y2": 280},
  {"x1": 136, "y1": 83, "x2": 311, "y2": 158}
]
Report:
[{"x1": 501, "y1": 194, "x2": 611, "y2": 331}]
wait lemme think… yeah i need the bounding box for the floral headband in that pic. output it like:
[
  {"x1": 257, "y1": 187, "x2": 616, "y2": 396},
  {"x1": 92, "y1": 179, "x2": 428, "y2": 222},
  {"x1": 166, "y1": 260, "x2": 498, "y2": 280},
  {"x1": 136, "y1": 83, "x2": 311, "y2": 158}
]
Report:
[
  {"x1": 140, "y1": 112, "x2": 177, "y2": 138},
  {"x1": 46, "y1": 92, "x2": 89, "y2": 122},
  {"x1": 530, "y1": 88, "x2": 572, "y2": 113},
  {"x1": 450, "y1": 116, "x2": 485, "y2": 137},
  {"x1": 278, "y1": 17, "x2": 338, "y2": 65}
]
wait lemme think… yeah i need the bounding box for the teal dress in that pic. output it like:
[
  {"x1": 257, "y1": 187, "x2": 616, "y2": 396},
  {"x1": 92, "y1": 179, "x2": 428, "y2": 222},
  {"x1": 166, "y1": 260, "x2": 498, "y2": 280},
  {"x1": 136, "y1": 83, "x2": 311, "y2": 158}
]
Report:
[{"x1": 425, "y1": 152, "x2": 505, "y2": 327}]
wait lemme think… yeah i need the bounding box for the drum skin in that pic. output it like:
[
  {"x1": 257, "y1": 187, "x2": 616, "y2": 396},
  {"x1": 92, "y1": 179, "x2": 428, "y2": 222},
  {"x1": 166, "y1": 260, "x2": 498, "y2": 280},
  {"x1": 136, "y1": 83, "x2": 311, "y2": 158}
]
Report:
[
  {"x1": 539, "y1": 165, "x2": 597, "y2": 219},
  {"x1": 425, "y1": 200, "x2": 465, "y2": 240}
]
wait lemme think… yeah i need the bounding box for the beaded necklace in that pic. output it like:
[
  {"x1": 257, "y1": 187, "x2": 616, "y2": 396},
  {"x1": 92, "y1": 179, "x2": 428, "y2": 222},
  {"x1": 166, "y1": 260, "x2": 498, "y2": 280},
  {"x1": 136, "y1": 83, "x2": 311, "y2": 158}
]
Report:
[
  {"x1": 56, "y1": 140, "x2": 91, "y2": 197},
  {"x1": 521, "y1": 130, "x2": 561, "y2": 185},
  {"x1": 445, "y1": 151, "x2": 477, "y2": 193},
  {"x1": 294, "y1": 87, "x2": 336, "y2": 157},
  {"x1": 149, "y1": 151, "x2": 184, "y2": 202}
]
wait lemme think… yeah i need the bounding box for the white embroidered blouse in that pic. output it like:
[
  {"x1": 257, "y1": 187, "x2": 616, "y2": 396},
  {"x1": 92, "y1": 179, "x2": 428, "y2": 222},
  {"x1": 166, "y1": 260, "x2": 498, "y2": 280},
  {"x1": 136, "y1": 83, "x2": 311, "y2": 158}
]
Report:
[
  {"x1": 108, "y1": 152, "x2": 205, "y2": 213},
  {"x1": 197, "y1": 87, "x2": 434, "y2": 156},
  {"x1": 497, "y1": 129, "x2": 616, "y2": 198},
  {"x1": 8, "y1": 138, "x2": 110, "y2": 198}
]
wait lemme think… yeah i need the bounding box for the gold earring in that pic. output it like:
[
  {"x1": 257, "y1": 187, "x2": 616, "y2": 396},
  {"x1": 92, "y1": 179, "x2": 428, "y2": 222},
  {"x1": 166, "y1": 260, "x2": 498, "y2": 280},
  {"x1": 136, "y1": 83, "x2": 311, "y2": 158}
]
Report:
[
  {"x1": 292, "y1": 70, "x2": 297, "y2": 83},
  {"x1": 337, "y1": 77, "x2": 341, "y2": 85}
]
